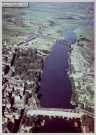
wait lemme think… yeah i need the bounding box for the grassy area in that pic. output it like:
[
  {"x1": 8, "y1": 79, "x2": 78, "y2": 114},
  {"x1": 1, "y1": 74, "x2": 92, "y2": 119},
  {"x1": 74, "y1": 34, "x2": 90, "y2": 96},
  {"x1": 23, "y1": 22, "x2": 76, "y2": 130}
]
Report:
[
  {"x1": 2, "y1": 2, "x2": 94, "y2": 46},
  {"x1": 28, "y1": 96, "x2": 35, "y2": 104},
  {"x1": 74, "y1": 26, "x2": 94, "y2": 43}
]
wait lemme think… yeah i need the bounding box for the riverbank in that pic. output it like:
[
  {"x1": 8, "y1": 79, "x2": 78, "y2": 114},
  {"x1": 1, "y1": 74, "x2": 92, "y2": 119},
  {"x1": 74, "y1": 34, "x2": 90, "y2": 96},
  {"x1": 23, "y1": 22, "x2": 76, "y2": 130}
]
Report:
[{"x1": 68, "y1": 31, "x2": 94, "y2": 113}]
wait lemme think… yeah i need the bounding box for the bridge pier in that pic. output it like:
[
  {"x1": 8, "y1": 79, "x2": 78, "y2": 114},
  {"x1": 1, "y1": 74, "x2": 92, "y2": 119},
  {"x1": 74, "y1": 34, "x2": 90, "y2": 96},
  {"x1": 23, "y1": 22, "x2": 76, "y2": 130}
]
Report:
[
  {"x1": 54, "y1": 116, "x2": 56, "y2": 118},
  {"x1": 73, "y1": 117, "x2": 76, "y2": 119},
  {"x1": 66, "y1": 117, "x2": 69, "y2": 120},
  {"x1": 49, "y1": 116, "x2": 52, "y2": 119},
  {"x1": 59, "y1": 116, "x2": 61, "y2": 118}
]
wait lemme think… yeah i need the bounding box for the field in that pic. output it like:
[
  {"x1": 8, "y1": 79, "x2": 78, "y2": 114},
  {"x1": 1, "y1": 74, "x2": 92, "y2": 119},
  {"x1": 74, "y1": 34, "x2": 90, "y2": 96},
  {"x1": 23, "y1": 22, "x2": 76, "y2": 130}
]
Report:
[{"x1": 2, "y1": 2, "x2": 94, "y2": 47}]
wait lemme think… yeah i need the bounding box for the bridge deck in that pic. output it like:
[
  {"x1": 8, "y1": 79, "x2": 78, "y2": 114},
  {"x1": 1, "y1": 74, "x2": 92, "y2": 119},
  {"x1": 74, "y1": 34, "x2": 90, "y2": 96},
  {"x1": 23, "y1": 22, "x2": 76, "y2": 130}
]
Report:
[{"x1": 26, "y1": 109, "x2": 84, "y2": 118}]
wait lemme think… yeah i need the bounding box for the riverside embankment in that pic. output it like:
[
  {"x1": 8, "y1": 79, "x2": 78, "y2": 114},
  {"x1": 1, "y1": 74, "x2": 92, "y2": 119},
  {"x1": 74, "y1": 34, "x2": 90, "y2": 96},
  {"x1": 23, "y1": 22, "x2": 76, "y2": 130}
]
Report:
[{"x1": 68, "y1": 18, "x2": 94, "y2": 113}]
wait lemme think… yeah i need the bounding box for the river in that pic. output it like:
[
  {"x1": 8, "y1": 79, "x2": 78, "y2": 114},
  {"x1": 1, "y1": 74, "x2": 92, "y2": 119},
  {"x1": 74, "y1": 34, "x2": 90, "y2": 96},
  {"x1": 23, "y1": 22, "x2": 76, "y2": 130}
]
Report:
[
  {"x1": 39, "y1": 39, "x2": 75, "y2": 109},
  {"x1": 37, "y1": 18, "x2": 93, "y2": 133}
]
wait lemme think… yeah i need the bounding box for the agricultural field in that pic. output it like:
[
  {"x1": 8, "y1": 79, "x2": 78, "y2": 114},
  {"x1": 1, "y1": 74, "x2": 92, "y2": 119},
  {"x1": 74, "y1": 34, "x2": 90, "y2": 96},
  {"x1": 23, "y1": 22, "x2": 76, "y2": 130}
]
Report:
[{"x1": 2, "y1": 2, "x2": 94, "y2": 47}]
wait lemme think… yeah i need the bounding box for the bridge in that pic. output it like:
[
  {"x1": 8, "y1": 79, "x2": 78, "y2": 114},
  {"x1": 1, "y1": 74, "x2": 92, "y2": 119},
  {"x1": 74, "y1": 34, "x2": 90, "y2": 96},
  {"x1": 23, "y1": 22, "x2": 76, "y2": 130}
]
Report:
[
  {"x1": 56, "y1": 39, "x2": 69, "y2": 46},
  {"x1": 18, "y1": 107, "x2": 94, "y2": 133},
  {"x1": 25, "y1": 107, "x2": 94, "y2": 119}
]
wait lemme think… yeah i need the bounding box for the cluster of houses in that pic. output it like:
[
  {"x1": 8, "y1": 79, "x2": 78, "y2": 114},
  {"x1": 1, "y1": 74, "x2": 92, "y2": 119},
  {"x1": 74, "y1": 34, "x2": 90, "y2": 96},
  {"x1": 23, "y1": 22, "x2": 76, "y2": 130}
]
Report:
[
  {"x1": 23, "y1": 19, "x2": 53, "y2": 29},
  {"x1": 2, "y1": 38, "x2": 49, "y2": 132}
]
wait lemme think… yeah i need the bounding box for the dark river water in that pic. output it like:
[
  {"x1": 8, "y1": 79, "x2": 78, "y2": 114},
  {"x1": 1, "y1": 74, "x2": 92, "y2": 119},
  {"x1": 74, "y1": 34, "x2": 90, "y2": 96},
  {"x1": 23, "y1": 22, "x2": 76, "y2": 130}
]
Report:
[
  {"x1": 39, "y1": 43, "x2": 74, "y2": 109},
  {"x1": 37, "y1": 32, "x2": 76, "y2": 133},
  {"x1": 37, "y1": 18, "x2": 93, "y2": 133},
  {"x1": 39, "y1": 26, "x2": 77, "y2": 109},
  {"x1": 37, "y1": 117, "x2": 81, "y2": 133}
]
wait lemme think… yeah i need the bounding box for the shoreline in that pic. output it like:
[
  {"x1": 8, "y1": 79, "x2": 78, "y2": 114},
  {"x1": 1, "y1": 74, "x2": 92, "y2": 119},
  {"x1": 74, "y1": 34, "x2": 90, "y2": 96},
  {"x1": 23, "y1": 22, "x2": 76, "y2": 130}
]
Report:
[{"x1": 68, "y1": 35, "x2": 94, "y2": 114}]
